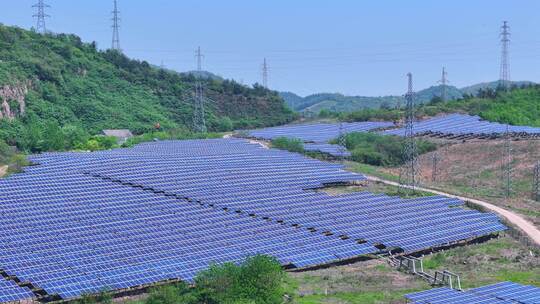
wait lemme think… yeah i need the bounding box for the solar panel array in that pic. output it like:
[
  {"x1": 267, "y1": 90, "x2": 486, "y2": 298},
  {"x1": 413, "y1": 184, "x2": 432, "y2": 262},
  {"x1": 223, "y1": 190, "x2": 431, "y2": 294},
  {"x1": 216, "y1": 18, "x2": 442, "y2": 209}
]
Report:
[
  {"x1": 405, "y1": 282, "x2": 540, "y2": 303},
  {"x1": 0, "y1": 139, "x2": 505, "y2": 300},
  {"x1": 304, "y1": 143, "x2": 352, "y2": 157},
  {"x1": 385, "y1": 113, "x2": 540, "y2": 137},
  {"x1": 246, "y1": 121, "x2": 394, "y2": 156},
  {"x1": 0, "y1": 279, "x2": 33, "y2": 303}
]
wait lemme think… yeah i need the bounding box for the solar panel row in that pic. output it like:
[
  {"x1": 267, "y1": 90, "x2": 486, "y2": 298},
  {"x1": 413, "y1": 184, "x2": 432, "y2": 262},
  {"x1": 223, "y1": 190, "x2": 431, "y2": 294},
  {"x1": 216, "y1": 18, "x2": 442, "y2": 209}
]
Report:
[
  {"x1": 385, "y1": 113, "x2": 540, "y2": 137},
  {"x1": 0, "y1": 278, "x2": 33, "y2": 303},
  {"x1": 246, "y1": 121, "x2": 393, "y2": 156},
  {"x1": 405, "y1": 281, "x2": 540, "y2": 303},
  {"x1": 0, "y1": 139, "x2": 505, "y2": 301}
]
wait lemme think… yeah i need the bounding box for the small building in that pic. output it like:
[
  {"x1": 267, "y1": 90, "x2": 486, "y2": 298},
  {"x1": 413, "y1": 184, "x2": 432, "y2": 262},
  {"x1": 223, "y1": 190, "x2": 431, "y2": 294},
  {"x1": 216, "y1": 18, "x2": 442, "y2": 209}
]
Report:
[{"x1": 102, "y1": 129, "x2": 133, "y2": 145}]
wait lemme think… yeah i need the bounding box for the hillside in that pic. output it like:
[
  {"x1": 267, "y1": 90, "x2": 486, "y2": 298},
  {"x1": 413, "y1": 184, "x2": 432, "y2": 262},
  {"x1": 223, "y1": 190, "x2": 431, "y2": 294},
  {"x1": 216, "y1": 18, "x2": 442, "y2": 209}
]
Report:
[
  {"x1": 281, "y1": 85, "x2": 463, "y2": 113},
  {"x1": 460, "y1": 80, "x2": 535, "y2": 96},
  {"x1": 0, "y1": 25, "x2": 295, "y2": 152}
]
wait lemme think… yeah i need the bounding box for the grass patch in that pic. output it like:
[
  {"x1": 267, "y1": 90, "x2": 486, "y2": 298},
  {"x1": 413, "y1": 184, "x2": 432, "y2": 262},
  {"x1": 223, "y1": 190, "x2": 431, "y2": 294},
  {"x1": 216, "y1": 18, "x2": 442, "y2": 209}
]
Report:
[{"x1": 296, "y1": 289, "x2": 425, "y2": 304}]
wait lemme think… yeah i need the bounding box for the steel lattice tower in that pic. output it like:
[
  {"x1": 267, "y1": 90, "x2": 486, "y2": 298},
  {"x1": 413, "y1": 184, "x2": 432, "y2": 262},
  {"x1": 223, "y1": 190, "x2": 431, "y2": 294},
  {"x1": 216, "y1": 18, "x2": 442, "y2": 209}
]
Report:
[
  {"x1": 502, "y1": 125, "x2": 512, "y2": 198},
  {"x1": 33, "y1": 0, "x2": 50, "y2": 34},
  {"x1": 533, "y1": 161, "x2": 540, "y2": 201},
  {"x1": 193, "y1": 47, "x2": 207, "y2": 133},
  {"x1": 338, "y1": 122, "x2": 347, "y2": 163},
  {"x1": 499, "y1": 21, "x2": 511, "y2": 90},
  {"x1": 262, "y1": 58, "x2": 269, "y2": 89},
  {"x1": 402, "y1": 73, "x2": 419, "y2": 192},
  {"x1": 111, "y1": 0, "x2": 121, "y2": 51},
  {"x1": 438, "y1": 67, "x2": 448, "y2": 102},
  {"x1": 431, "y1": 152, "x2": 441, "y2": 183}
]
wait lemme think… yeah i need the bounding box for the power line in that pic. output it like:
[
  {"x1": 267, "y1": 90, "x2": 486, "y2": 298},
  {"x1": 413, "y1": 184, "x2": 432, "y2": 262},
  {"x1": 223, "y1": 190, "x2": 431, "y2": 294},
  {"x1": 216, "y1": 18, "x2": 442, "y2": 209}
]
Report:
[
  {"x1": 193, "y1": 47, "x2": 207, "y2": 133},
  {"x1": 401, "y1": 73, "x2": 419, "y2": 193},
  {"x1": 32, "y1": 0, "x2": 50, "y2": 34},
  {"x1": 262, "y1": 58, "x2": 269, "y2": 88},
  {"x1": 111, "y1": 0, "x2": 121, "y2": 51},
  {"x1": 499, "y1": 21, "x2": 511, "y2": 89}
]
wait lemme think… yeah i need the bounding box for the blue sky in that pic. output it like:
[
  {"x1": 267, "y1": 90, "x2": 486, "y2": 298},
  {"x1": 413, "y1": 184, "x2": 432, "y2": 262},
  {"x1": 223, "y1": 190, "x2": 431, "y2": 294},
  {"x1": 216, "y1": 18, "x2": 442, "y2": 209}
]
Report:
[{"x1": 2, "y1": 0, "x2": 540, "y2": 96}]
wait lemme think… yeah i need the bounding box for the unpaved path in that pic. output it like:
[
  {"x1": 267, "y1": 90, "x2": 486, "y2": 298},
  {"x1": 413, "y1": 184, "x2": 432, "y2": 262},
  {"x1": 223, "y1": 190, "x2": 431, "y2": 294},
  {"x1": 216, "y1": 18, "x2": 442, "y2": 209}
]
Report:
[
  {"x1": 0, "y1": 165, "x2": 7, "y2": 177},
  {"x1": 366, "y1": 175, "x2": 540, "y2": 246}
]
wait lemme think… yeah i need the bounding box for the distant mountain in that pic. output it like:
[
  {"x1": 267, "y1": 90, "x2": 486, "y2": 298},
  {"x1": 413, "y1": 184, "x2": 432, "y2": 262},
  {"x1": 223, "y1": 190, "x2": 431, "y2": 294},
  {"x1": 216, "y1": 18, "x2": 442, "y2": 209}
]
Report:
[
  {"x1": 280, "y1": 85, "x2": 463, "y2": 113},
  {"x1": 460, "y1": 80, "x2": 535, "y2": 96}
]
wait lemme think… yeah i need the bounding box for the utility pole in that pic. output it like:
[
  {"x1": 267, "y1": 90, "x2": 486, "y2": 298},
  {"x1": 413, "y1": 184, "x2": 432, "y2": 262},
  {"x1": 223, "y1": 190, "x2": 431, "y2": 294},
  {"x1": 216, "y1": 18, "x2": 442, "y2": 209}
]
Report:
[
  {"x1": 502, "y1": 125, "x2": 512, "y2": 198},
  {"x1": 533, "y1": 161, "x2": 540, "y2": 202},
  {"x1": 193, "y1": 47, "x2": 207, "y2": 133},
  {"x1": 262, "y1": 58, "x2": 269, "y2": 89},
  {"x1": 111, "y1": 0, "x2": 121, "y2": 51},
  {"x1": 438, "y1": 67, "x2": 449, "y2": 102},
  {"x1": 401, "y1": 73, "x2": 419, "y2": 193},
  {"x1": 499, "y1": 21, "x2": 511, "y2": 90},
  {"x1": 33, "y1": 0, "x2": 50, "y2": 34}
]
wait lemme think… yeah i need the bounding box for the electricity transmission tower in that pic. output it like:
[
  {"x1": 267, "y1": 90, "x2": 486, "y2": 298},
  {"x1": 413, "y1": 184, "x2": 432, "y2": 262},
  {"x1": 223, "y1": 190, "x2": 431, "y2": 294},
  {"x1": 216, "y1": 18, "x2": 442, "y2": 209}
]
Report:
[
  {"x1": 431, "y1": 152, "x2": 441, "y2": 183},
  {"x1": 499, "y1": 21, "x2": 511, "y2": 90},
  {"x1": 33, "y1": 0, "x2": 50, "y2": 34},
  {"x1": 438, "y1": 67, "x2": 449, "y2": 102},
  {"x1": 502, "y1": 125, "x2": 512, "y2": 198},
  {"x1": 533, "y1": 161, "x2": 540, "y2": 202},
  {"x1": 338, "y1": 122, "x2": 347, "y2": 163},
  {"x1": 111, "y1": 0, "x2": 121, "y2": 51},
  {"x1": 262, "y1": 58, "x2": 269, "y2": 89},
  {"x1": 193, "y1": 47, "x2": 207, "y2": 133},
  {"x1": 401, "y1": 73, "x2": 419, "y2": 193}
]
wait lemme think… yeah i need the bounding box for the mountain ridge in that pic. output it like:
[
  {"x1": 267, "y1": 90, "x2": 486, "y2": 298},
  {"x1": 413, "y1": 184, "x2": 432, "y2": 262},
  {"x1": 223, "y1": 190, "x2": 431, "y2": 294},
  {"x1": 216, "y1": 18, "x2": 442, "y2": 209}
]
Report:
[{"x1": 282, "y1": 80, "x2": 535, "y2": 113}]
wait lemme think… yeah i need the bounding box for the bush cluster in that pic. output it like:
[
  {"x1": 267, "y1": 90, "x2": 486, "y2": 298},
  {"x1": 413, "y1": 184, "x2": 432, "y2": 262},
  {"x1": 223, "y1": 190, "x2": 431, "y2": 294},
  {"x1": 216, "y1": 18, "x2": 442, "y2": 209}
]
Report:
[
  {"x1": 344, "y1": 132, "x2": 436, "y2": 167},
  {"x1": 270, "y1": 137, "x2": 304, "y2": 153},
  {"x1": 76, "y1": 255, "x2": 287, "y2": 304}
]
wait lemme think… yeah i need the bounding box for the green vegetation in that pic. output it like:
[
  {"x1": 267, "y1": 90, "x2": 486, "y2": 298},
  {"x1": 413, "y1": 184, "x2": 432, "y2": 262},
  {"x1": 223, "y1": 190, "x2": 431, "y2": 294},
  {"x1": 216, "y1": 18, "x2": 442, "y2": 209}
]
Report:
[
  {"x1": 420, "y1": 236, "x2": 540, "y2": 289},
  {"x1": 303, "y1": 84, "x2": 540, "y2": 129},
  {"x1": 0, "y1": 139, "x2": 29, "y2": 175},
  {"x1": 0, "y1": 25, "x2": 296, "y2": 153},
  {"x1": 280, "y1": 85, "x2": 463, "y2": 114},
  {"x1": 133, "y1": 255, "x2": 286, "y2": 304},
  {"x1": 271, "y1": 137, "x2": 304, "y2": 153},
  {"x1": 342, "y1": 133, "x2": 436, "y2": 166}
]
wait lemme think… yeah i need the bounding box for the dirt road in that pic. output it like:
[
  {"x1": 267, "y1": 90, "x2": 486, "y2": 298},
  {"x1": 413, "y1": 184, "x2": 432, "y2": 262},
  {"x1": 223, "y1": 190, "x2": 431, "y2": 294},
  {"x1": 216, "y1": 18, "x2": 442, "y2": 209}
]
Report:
[
  {"x1": 366, "y1": 175, "x2": 540, "y2": 246},
  {"x1": 0, "y1": 165, "x2": 7, "y2": 177}
]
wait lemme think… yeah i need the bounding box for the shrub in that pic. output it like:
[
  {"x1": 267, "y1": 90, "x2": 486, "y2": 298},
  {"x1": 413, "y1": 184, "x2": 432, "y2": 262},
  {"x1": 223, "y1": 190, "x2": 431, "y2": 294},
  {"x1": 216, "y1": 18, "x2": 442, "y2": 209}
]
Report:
[
  {"x1": 271, "y1": 137, "x2": 304, "y2": 153},
  {"x1": 344, "y1": 132, "x2": 436, "y2": 167},
  {"x1": 143, "y1": 255, "x2": 286, "y2": 304}
]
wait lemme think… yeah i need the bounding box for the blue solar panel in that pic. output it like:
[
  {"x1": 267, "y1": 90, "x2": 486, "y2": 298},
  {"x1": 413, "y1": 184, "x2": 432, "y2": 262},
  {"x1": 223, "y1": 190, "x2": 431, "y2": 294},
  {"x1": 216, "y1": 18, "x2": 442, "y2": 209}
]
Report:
[
  {"x1": 245, "y1": 121, "x2": 394, "y2": 157},
  {"x1": 0, "y1": 278, "x2": 33, "y2": 302},
  {"x1": 385, "y1": 113, "x2": 540, "y2": 137},
  {"x1": 0, "y1": 139, "x2": 506, "y2": 300},
  {"x1": 405, "y1": 282, "x2": 540, "y2": 304}
]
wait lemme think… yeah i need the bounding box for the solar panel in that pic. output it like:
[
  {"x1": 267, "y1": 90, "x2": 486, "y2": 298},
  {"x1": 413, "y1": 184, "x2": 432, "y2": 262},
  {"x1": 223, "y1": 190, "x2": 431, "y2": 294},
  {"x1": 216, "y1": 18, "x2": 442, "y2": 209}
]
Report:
[
  {"x1": 384, "y1": 113, "x2": 540, "y2": 137},
  {"x1": 405, "y1": 282, "x2": 540, "y2": 304},
  {"x1": 245, "y1": 121, "x2": 394, "y2": 156},
  {"x1": 0, "y1": 139, "x2": 506, "y2": 300}
]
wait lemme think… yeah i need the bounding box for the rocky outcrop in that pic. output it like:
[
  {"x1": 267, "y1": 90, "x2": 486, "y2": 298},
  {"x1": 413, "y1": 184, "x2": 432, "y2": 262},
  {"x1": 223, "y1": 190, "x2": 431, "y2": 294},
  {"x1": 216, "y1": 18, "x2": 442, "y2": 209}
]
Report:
[{"x1": 0, "y1": 82, "x2": 29, "y2": 120}]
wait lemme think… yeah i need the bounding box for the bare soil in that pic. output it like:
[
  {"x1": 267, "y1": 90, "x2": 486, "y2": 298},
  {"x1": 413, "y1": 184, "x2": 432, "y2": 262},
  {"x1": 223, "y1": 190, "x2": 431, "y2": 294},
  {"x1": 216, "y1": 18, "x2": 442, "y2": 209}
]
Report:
[{"x1": 382, "y1": 139, "x2": 540, "y2": 226}]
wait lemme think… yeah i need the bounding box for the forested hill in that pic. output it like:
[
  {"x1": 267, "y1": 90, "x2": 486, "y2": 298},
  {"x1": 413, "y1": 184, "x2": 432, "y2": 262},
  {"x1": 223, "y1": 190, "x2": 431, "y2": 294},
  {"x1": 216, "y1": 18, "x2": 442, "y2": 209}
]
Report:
[{"x1": 0, "y1": 25, "x2": 295, "y2": 151}]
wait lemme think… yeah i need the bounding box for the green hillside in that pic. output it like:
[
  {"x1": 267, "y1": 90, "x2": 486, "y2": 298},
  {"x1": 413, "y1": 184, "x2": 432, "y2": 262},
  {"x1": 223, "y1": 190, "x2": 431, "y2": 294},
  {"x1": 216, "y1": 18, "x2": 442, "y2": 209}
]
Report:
[
  {"x1": 281, "y1": 85, "x2": 463, "y2": 114},
  {"x1": 460, "y1": 80, "x2": 535, "y2": 96},
  {"x1": 0, "y1": 25, "x2": 295, "y2": 152},
  {"x1": 341, "y1": 86, "x2": 540, "y2": 128}
]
